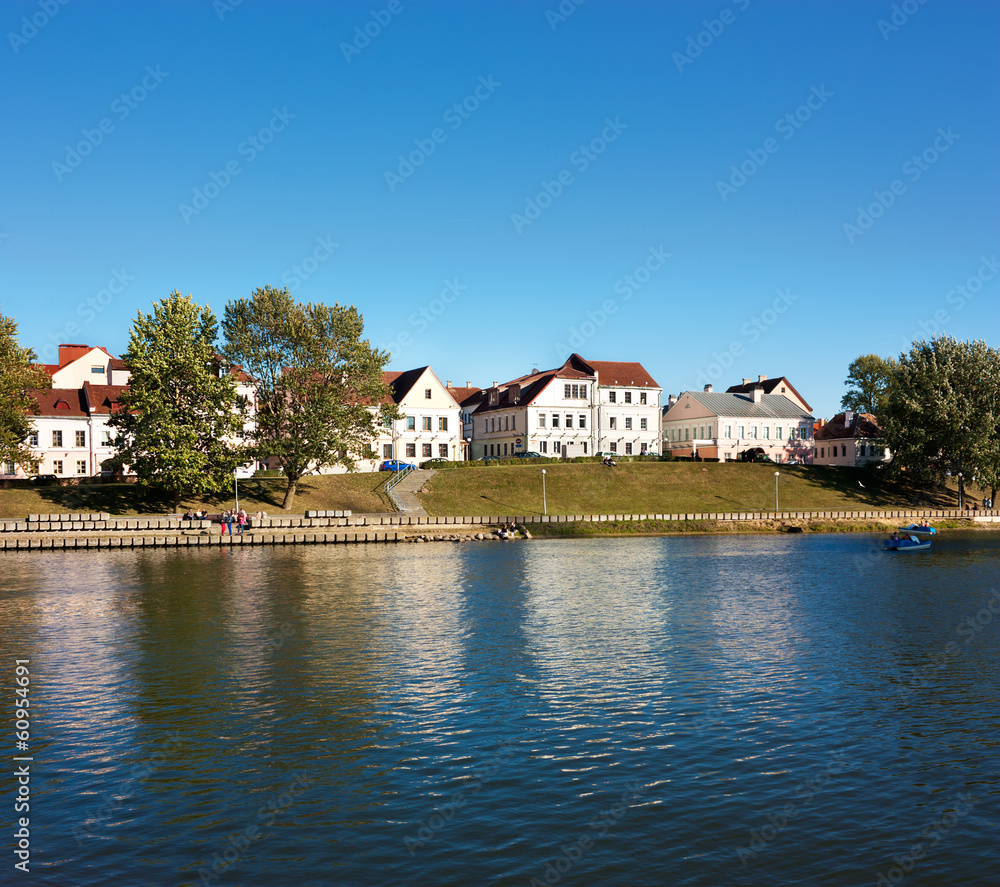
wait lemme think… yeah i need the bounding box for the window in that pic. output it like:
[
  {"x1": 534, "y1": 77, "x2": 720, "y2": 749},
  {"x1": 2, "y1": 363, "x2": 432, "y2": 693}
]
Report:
[
  {"x1": 539, "y1": 441, "x2": 547, "y2": 453},
  {"x1": 552, "y1": 414, "x2": 560, "y2": 428},
  {"x1": 723, "y1": 425, "x2": 731, "y2": 439},
  {"x1": 609, "y1": 442, "x2": 617, "y2": 453},
  {"x1": 748, "y1": 426, "x2": 756, "y2": 439},
  {"x1": 422, "y1": 417, "x2": 432, "y2": 431},
  {"x1": 424, "y1": 389, "x2": 432, "y2": 399},
  {"x1": 762, "y1": 426, "x2": 770, "y2": 439},
  {"x1": 503, "y1": 443, "x2": 508, "y2": 455},
  {"x1": 423, "y1": 443, "x2": 432, "y2": 457},
  {"x1": 821, "y1": 447, "x2": 825, "y2": 458},
  {"x1": 30, "y1": 461, "x2": 39, "y2": 474},
  {"x1": 609, "y1": 391, "x2": 616, "y2": 403},
  {"x1": 504, "y1": 416, "x2": 509, "y2": 431},
  {"x1": 406, "y1": 416, "x2": 416, "y2": 431},
  {"x1": 609, "y1": 417, "x2": 616, "y2": 430},
  {"x1": 406, "y1": 443, "x2": 416, "y2": 457},
  {"x1": 52, "y1": 430, "x2": 63, "y2": 447},
  {"x1": 91, "y1": 366, "x2": 103, "y2": 374},
  {"x1": 53, "y1": 460, "x2": 63, "y2": 475},
  {"x1": 564, "y1": 384, "x2": 586, "y2": 399},
  {"x1": 625, "y1": 391, "x2": 632, "y2": 404},
  {"x1": 383, "y1": 417, "x2": 392, "y2": 428},
  {"x1": 640, "y1": 392, "x2": 647, "y2": 404},
  {"x1": 583, "y1": 442, "x2": 587, "y2": 454},
  {"x1": 438, "y1": 417, "x2": 448, "y2": 431},
  {"x1": 841, "y1": 445, "x2": 847, "y2": 457},
  {"x1": 76, "y1": 460, "x2": 87, "y2": 474},
  {"x1": 625, "y1": 443, "x2": 633, "y2": 455},
  {"x1": 640, "y1": 418, "x2": 647, "y2": 430},
  {"x1": 28, "y1": 431, "x2": 38, "y2": 447},
  {"x1": 383, "y1": 444, "x2": 393, "y2": 458},
  {"x1": 737, "y1": 425, "x2": 745, "y2": 439},
  {"x1": 565, "y1": 414, "x2": 573, "y2": 428},
  {"x1": 76, "y1": 430, "x2": 86, "y2": 447},
  {"x1": 564, "y1": 384, "x2": 571, "y2": 398},
  {"x1": 625, "y1": 417, "x2": 632, "y2": 430},
  {"x1": 775, "y1": 426, "x2": 783, "y2": 439},
  {"x1": 439, "y1": 444, "x2": 448, "y2": 457},
  {"x1": 707, "y1": 425, "x2": 713, "y2": 438},
  {"x1": 538, "y1": 413, "x2": 546, "y2": 428},
  {"x1": 803, "y1": 427, "x2": 812, "y2": 441},
  {"x1": 579, "y1": 414, "x2": 587, "y2": 429}
]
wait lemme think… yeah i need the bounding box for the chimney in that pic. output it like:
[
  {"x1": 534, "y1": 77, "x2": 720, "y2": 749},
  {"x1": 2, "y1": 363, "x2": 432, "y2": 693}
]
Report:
[
  {"x1": 742, "y1": 378, "x2": 752, "y2": 386},
  {"x1": 446, "y1": 381, "x2": 452, "y2": 387},
  {"x1": 703, "y1": 384, "x2": 713, "y2": 393},
  {"x1": 844, "y1": 410, "x2": 854, "y2": 426},
  {"x1": 668, "y1": 394, "x2": 678, "y2": 407},
  {"x1": 752, "y1": 386, "x2": 763, "y2": 403},
  {"x1": 758, "y1": 374, "x2": 766, "y2": 383},
  {"x1": 492, "y1": 381, "x2": 498, "y2": 387},
  {"x1": 466, "y1": 381, "x2": 472, "y2": 387}
]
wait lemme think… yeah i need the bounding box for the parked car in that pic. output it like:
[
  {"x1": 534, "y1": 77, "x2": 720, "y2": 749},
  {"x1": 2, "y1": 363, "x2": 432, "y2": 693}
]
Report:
[
  {"x1": 420, "y1": 457, "x2": 449, "y2": 468},
  {"x1": 28, "y1": 474, "x2": 59, "y2": 485},
  {"x1": 513, "y1": 451, "x2": 541, "y2": 459},
  {"x1": 595, "y1": 451, "x2": 618, "y2": 459},
  {"x1": 379, "y1": 460, "x2": 416, "y2": 472}
]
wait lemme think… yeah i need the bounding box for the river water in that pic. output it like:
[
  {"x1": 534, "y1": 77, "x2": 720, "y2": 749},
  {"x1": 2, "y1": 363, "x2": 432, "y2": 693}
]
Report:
[{"x1": 1, "y1": 532, "x2": 997, "y2": 886}]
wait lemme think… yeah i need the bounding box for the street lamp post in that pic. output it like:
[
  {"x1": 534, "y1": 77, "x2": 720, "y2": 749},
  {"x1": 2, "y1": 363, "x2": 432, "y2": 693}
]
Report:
[
  {"x1": 958, "y1": 471, "x2": 963, "y2": 510},
  {"x1": 541, "y1": 469, "x2": 547, "y2": 516},
  {"x1": 775, "y1": 471, "x2": 780, "y2": 512},
  {"x1": 234, "y1": 470, "x2": 240, "y2": 513}
]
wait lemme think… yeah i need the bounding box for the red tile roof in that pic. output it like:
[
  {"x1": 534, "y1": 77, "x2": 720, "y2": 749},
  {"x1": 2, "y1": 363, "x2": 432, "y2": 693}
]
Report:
[
  {"x1": 815, "y1": 412, "x2": 881, "y2": 441},
  {"x1": 566, "y1": 354, "x2": 660, "y2": 389},
  {"x1": 30, "y1": 388, "x2": 87, "y2": 417},
  {"x1": 82, "y1": 382, "x2": 129, "y2": 414}
]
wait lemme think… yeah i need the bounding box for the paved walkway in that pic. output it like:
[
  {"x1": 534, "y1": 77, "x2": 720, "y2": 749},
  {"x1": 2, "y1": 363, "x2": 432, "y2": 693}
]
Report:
[{"x1": 391, "y1": 468, "x2": 435, "y2": 516}]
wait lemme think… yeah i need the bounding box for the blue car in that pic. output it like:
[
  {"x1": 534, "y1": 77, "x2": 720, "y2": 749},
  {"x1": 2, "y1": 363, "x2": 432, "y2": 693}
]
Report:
[{"x1": 380, "y1": 460, "x2": 416, "y2": 472}]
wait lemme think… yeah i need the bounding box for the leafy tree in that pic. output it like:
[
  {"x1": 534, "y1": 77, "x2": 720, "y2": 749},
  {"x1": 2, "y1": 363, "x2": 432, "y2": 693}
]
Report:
[
  {"x1": 110, "y1": 293, "x2": 249, "y2": 510},
  {"x1": 880, "y1": 337, "x2": 1000, "y2": 506},
  {"x1": 222, "y1": 285, "x2": 398, "y2": 510},
  {"x1": 840, "y1": 353, "x2": 896, "y2": 415},
  {"x1": 0, "y1": 310, "x2": 51, "y2": 471}
]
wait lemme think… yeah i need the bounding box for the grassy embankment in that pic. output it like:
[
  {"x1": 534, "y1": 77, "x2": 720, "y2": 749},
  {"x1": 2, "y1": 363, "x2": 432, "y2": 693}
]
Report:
[
  {"x1": 0, "y1": 474, "x2": 393, "y2": 518},
  {"x1": 416, "y1": 461, "x2": 966, "y2": 518}
]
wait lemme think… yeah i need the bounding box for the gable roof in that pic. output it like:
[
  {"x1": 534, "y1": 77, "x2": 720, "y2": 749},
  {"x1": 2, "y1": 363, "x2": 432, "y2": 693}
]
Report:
[
  {"x1": 30, "y1": 388, "x2": 88, "y2": 417},
  {"x1": 815, "y1": 412, "x2": 882, "y2": 441},
  {"x1": 82, "y1": 382, "x2": 129, "y2": 415},
  {"x1": 383, "y1": 367, "x2": 431, "y2": 404},
  {"x1": 445, "y1": 385, "x2": 482, "y2": 407},
  {"x1": 725, "y1": 376, "x2": 811, "y2": 412},
  {"x1": 564, "y1": 353, "x2": 660, "y2": 389},
  {"x1": 667, "y1": 390, "x2": 814, "y2": 421}
]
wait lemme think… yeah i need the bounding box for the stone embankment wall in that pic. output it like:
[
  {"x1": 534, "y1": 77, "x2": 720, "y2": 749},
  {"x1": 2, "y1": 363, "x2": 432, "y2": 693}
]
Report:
[{"x1": 0, "y1": 508, "x2": 993, "y2": 552}]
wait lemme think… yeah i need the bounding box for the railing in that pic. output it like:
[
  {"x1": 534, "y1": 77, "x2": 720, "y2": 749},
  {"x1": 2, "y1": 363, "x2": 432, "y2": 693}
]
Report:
[{"x1": 384, "y1": 465, "x2": 415, "y2": 512}]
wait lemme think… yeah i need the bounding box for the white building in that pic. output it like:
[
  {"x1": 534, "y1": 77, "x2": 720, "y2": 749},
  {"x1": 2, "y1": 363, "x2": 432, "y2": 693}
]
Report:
[
  {"x1": 662, "y1": 381, "x2": 815, "y2": 463},
  {"x1": 814, "y1": 411, "x2": 889, "y2": 466},
  {"x1": 469, "y1": 353, "x2": 662, "y2": 459}
]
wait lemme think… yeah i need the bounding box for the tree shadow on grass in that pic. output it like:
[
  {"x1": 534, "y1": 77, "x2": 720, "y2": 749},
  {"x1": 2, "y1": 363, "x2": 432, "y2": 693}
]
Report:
[{"x1": 479, "y1": 494, "x2": 541, "y2": 516}]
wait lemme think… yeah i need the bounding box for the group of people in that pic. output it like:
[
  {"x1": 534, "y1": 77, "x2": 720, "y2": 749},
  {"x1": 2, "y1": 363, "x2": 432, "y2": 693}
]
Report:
[
  {"x1": 220, "y1": 509, "x2": 248, "y2": 535},
  {"x1": 602, "y1": 455, "x2": 617, "y2": 467},
  {"x1": 181, "y1": 509, "x2": 208, "y2": 520}
]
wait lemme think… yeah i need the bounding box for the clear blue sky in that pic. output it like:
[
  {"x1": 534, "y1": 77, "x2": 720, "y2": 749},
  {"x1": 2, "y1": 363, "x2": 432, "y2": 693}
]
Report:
[{"x1": 3, "y1": 0, "x2": 998, "y2": 417}]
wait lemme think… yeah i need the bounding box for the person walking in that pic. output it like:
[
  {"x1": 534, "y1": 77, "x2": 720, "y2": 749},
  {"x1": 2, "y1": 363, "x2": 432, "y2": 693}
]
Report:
[{"x1": 237, "y1": 509, "x2": 246, "y2": 536}]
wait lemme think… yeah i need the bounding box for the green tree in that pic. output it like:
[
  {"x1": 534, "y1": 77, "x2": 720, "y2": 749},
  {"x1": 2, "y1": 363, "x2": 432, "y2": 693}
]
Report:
[
  {"x1": 880, "y1": 337, "x2": 1000, "y2": 506},
  {"x1": 840, "y1": 353, "x2": 896, "y2": 415},
  {"x1": 110, "y1": 293, "x2": 249, "y2": 510},
  {"x1": 222, "y1": 285, "x2": 398, "y2": 510},
  {"x1": 0, "y1": 310, "x2": 51, "y2": 471}
]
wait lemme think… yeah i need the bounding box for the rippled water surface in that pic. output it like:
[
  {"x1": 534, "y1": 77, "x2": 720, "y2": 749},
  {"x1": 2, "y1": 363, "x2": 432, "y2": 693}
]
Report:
[{"x1": 1, "y1": 532, "x2": 998, "y2": 886}]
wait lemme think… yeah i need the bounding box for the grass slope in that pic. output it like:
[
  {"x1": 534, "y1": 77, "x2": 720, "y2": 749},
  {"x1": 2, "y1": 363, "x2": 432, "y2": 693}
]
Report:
[
  {"x1": 417, "y1": 462, "x2": 959, "y2": 517},
  {"x1": 0, "y1": 474, "x2": 393, "y2": 518}
]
